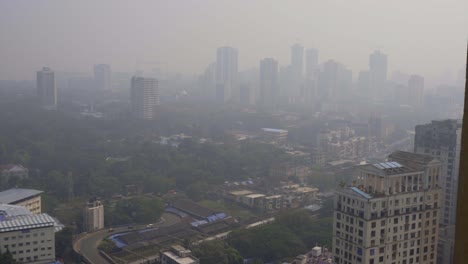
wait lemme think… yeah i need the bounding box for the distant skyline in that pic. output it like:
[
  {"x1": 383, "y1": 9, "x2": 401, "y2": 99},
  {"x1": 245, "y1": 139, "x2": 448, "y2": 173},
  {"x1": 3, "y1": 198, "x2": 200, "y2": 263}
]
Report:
[{"x1": 0, "y1": 0, "x2": 467, "y2": 87}]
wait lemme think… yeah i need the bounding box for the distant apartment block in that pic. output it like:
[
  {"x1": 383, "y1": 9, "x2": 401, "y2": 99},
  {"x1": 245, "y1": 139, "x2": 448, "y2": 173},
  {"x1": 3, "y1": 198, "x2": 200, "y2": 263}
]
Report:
[
  {"x1": 0, "y1": 188, "x2": 43, "y2": 214},
  {"x1": 0, "y1": 164, "x2": 29, "y2": 185},
  {"x1": 261, "y1": 128, "x2": 288, "y2": 144},
  {"x1": 160, "y1": 245, "x2": 199, "y2": 264},
  {"x1": 0, "y1": 204, "x2": 56, "y2": 263},
  {"x1": 36, "y1": 67, "x2": 57, "y2": 110},
  {"x1": 131, "y1": 76, "x2": 159, "y2": 119},
  {"x1": 215, "y1": 47, "x2": 238, "y2": 103},
  {"x1": 227, "y1": 184, "x2": 318, "y2": 212},
  {"x1": 83, "y1": 198, "x2": 104, "y2": 232},
  {"x1": 333, "y1": 151, "x2": 441, "y2": 264},
  {"x1": 93, "y1": 64, "x2": 112, "y2": 90}
]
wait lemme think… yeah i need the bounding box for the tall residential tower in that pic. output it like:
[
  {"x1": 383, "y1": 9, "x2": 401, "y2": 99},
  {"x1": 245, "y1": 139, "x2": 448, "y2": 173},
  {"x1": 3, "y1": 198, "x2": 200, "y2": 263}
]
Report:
[
  {"x1": 259, "y1": 58, "x2": 279, "y2": 109},
  {"x1": 215, "y1": 47, "x2": 238, "y2": 103},
  {"x1": 414, "y1": 119, "x2": 462, "y2": 264},
  {"x1": 333, "y1": 151, "x2": 441, "y2": 264},
  {"x1": 36, "y1": 67, "x2": 57, "y2": 110},
  {"x1": 93, "y1": 64, "x2": 111, "y2": 91},
  {"x1": 369, "y1": 50, "x2": 388, "y2": 100},
  {"x1": 130, "y1": 76, "x2": 159, "y2": 119}
]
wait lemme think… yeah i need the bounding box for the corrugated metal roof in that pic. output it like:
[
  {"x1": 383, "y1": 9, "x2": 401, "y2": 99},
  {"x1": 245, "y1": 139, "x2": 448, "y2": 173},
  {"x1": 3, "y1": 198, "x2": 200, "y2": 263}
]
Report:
[
  {"x1": 0, "y1": 204, "x2": 32, "y2": 217},
  {"x1": 0, "y1": 188, "x2": 43, "y2": 204},
  {"x1": 0, "y1": 213, "x2": 55, "y2": 232}
]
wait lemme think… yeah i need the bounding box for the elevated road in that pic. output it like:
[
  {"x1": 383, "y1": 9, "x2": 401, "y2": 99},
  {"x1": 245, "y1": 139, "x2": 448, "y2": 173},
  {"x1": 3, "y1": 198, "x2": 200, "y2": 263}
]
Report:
[{"x1": 73, "y1": 213, "x2": 181, "y2": 264}]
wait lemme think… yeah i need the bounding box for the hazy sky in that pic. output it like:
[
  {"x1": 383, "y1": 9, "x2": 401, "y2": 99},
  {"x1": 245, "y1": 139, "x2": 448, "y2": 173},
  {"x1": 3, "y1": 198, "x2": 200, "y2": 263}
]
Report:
[{"x1": 0, "y1": 0, "x2": 467, "y2": 85}]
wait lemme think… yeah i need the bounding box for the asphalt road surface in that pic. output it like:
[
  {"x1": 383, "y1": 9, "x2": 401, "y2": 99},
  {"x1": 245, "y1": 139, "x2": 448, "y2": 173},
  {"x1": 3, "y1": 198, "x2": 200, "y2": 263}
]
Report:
[{"x1": 73, "y1": 212, "x2": 181, "y2": 264}]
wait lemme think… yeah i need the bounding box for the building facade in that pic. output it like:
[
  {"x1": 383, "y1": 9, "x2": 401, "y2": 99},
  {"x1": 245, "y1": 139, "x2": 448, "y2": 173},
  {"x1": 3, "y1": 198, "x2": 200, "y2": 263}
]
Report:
[
  {"x1": 333, "y1": 151, "x2": 441, "y2": 264},
  {"x1": 93, "y1": 64, "x2": 111, "y2": 91},
  {"x1": 414, "y1": 119, "x2": 462, "y2": 264},
  {"x1": 369, "y1": 50, "x2": 388, "y2": 100},
  {"x1": 408, "y1": 75, "x2": 424, "y2": 109},
  {"x1": 215, "y1": 46, "x2": 238, "y2": 103},
  {"x1": 130, "y1": 76, "x2": 159, "y2": 120},
  {"x1": 83, "y1": 199, "x2": 104, "y2": 232},
  {"x1": 36, "y1": 67, "x2": 57, "y2": 110},
  {"x1": 259, "y1": 58, "x2": 279, "y2": 108},
  {"x1": 0, "y1": 204, "x2": 56, "y2": 263}
]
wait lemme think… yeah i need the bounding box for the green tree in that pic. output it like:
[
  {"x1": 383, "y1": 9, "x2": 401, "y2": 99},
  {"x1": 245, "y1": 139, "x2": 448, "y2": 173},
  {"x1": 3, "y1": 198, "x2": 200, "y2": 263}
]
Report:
[{"x1": 192, "y1": 241, "x2": 243, "y2": 264}]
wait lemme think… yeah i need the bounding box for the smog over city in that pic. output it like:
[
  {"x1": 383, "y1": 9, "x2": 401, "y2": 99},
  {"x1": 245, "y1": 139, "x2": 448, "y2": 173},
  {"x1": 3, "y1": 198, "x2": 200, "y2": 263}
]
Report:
[{"x1": 0, "y1": 1, "x2": 467, "y2": 264}]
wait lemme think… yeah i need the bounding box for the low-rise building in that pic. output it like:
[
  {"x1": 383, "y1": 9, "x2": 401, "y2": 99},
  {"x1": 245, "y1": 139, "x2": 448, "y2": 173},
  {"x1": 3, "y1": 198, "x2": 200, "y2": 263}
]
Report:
[
  {"x1": 264, "y1": 195, "x2": 283, "y2": 211},
  {"x1": 0, "y1": 165, "x2": 29, "y2": 185},
  {"x1": 0, "y1": 188, "x2": 43, "y2": 214},
  {"x1": 242, "y1": 193, "x2": 266, "y2": 208},
  {"x1": 289, "y1": 246, "x2": 333, "y2": 264},
  {"x1": 226, "y1": 190, "x2": 253, "y2": 202},
  {"x1": 0, "y1": 204, "x2": 56, "y2": 263},
  {"x1": 160, "y1": 245, "x2": 199, "y2": 264},
  {"x1": 83, "y1": 198, "x2": 104, "y2": 232},
  {"x1": 261, "y1": 128, "x2": 288, "y2": 144}
]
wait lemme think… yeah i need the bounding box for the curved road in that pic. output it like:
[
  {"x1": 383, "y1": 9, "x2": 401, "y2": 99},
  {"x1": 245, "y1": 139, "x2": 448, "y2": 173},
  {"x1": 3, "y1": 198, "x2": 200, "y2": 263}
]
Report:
[{"x1": 74, "y1": 213, "x2": 181, "y2": 264}]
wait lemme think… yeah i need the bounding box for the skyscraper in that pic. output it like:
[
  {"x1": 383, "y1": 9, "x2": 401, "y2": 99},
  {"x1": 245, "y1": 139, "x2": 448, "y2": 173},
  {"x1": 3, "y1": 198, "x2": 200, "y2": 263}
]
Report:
[
  {"x1": 289, "y1": 44, "x2": 304, "y2": 102},
  {"x1": 305, "y1": 48, "x2": 319, "y2": 79},
  {"x1": 414, "y1": 120, "x2": 462, "y2": 264},
  {"x1": 408, "y1": 74, "x2": 424, "y2": 108},
  {"x1": 369, "y1": 50, "x2": 388, "y2": 100},
  {"x1": 318, "y1": 60, "x2": 352, "y2": 101},
  {"x1": 259, "y1": 58, "x2": 279, "y2": 108},
  {"x1": 130, "y1": 76, "x2": 159, "y2": 120},
  {"x1": 93, "y1": 64, "x2": 111, "y2": 91},
  {"x1": 215, "y1": 47, "x2": 238, "y2": 103},
  {"x1": 36, "y1": 67, "x2": 57, "y2": 110},
  {"x1": 333, "y1": 151, "x2": 441, "y2": 264},
  {"x1": 291, "y1": 43, "x2": 304, "y2": 78}
]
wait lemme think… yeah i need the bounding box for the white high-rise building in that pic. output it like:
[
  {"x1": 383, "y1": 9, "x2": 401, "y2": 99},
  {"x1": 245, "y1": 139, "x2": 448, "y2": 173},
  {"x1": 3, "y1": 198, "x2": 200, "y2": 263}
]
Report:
[
  {"x1": 333, "y1": 151, "x2": 441, "y2": 264},
  {"x1": 215, "y1": 47, "x2": 238, "y2": 103},
  {"x1": 93, "y1": 64, "x2": 111, "y2": 91},
  {"x1": 84, "y1": 199, "x2": 104, "y2": 232},
  {"x1": 414, "y1": 119, "x2": 462, "y2": 264},
  {"x1": 259, "y1": 58, "x2": 278, "y2": 109},
  {"x1": 130, "y1": 76, "x2": 159, "y2": 120},
  {"x1": 36, "y1": 67, "x2": 57, "y2": 110}
]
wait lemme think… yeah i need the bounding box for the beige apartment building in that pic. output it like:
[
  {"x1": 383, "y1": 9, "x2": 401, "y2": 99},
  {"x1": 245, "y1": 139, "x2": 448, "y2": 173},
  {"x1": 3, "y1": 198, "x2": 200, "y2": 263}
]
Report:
[
  {"x1": 0, "y1": 188, "x2": 43, "y2": 214},
  {"x1": 333, "y1": 151, "x2": 441, "y2": 264}
]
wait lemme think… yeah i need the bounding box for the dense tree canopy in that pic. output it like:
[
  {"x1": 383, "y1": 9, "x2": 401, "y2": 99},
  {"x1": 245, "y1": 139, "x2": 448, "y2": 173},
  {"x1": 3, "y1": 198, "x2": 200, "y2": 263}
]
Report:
[
  {"x1": 227, "y1": 210, "x2": 332, "y2": 262},
  {"x1": 0, "y1": 97, "x2": 288, "y2": 203},
  {"x1": 192, "y1": 241, "x2": 243, "y2": 264}
]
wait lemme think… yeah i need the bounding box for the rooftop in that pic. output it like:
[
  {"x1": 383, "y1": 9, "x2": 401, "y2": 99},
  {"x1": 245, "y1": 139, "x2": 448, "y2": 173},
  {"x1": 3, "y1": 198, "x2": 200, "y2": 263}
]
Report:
[
  {"x1": 389, "y1": 150, "x2": 435, "y2": 164},
  {"x1": 229, "y1": 190, "x2": 253, "y2": 196},
  {"x1": 162, "y1": 251, "x2": 198, "y2": 264},
  {"x1": 0, "y1": 188, "x2": 43, "y2": 204},
  {"x1": 0, "y1": 164, "x2": 27, "y2": 172},
  {"x1": 0, "y1": 212, "x2": 55, "y2": 232},
  {"x1": 170, "y1": 199, "x2": 220, "y2": 219},
  {"x1": 0, "y1": 204, "x2": 32, "y2": 217},
  {"x1": 245, "y1": 193, "x2": 266, "y2": 199},
  {"x1": 261, "y1": 128, "x2": 288, "y2": 133}
]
